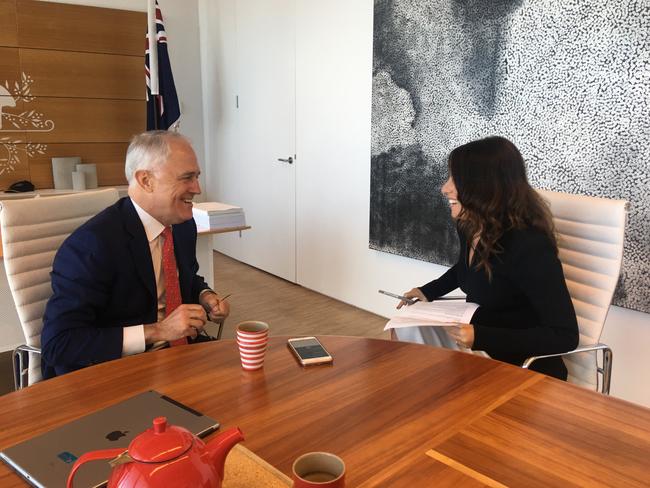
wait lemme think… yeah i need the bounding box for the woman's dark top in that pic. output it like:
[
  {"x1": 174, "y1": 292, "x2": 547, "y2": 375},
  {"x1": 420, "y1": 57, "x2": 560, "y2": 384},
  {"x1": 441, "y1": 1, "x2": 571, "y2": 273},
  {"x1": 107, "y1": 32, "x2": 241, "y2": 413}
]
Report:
[{"x1": 419, "y1": 227, "x2": 579, "y2": 380}]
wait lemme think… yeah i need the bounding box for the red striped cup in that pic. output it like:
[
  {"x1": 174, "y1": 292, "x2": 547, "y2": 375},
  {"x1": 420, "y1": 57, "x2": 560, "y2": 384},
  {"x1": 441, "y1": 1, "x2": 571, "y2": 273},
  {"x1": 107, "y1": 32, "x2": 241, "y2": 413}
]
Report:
[
  {"x1": 236, "y1": 321, "x2": 269, "y2": 370},
  {"x1": 237, "y1": 343, "x2": 267, "y2": 353},
  {"x1": 240, "y1": 358, "x2": 265, "y2": 370},
  {"x1": 236, "y1": 335, "x2": 268, "y2": 346}
]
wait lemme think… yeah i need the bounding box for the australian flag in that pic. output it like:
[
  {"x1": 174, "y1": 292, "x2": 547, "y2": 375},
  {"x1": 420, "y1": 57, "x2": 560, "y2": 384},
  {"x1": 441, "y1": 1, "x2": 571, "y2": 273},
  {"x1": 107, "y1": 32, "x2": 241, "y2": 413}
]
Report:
[{"x1": 145, "y1": 0, "x2": 180, "y2": 130}]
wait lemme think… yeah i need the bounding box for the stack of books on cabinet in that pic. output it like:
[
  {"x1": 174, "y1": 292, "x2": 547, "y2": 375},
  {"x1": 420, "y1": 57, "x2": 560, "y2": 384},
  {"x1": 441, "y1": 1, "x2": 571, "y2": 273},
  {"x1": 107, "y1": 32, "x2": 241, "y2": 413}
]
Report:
[{"x1": 192, "y1": 202, "x2": 246, "y2": 231}]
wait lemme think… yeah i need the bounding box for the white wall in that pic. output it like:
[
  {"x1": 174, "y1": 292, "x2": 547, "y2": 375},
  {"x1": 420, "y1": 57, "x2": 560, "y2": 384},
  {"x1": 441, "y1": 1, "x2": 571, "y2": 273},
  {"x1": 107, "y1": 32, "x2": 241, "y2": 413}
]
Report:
[
  {"x1": 155, "y1": 0, "x2": 206, "y2": 180},
  {"x1": 202, "y1": 0, "x2": 650, "y2": 407},
  {"x1": 600, "y1": 306, "x2": 650, "y2": 406},
  {"x1": 197, "y1": 0, "x2": 240, "y2": 207}
]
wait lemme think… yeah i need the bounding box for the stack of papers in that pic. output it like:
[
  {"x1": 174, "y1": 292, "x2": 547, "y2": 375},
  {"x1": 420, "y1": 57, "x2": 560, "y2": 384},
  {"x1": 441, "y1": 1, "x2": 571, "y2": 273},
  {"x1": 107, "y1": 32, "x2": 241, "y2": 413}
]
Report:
[
  {"x1": 384, "y1": 300, "x2": 479, "y2": 330},
  {"x1": 192, "y1": 202, "x2": 246, "y2": 230}
]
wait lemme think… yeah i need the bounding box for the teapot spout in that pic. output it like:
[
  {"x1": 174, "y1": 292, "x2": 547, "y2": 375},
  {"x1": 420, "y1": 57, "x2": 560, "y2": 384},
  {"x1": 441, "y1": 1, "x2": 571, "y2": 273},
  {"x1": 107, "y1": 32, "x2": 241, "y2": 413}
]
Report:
[{"x1": 206, "y1": 427, "x2": 244, "y2": 480}]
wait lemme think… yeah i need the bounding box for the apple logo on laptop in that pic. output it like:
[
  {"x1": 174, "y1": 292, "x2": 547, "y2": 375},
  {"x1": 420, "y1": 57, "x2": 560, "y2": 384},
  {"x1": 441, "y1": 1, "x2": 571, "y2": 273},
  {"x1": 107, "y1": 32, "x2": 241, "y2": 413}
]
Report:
[{"x1": 105, "y1": 430, "x2": 129, "y2": 442}]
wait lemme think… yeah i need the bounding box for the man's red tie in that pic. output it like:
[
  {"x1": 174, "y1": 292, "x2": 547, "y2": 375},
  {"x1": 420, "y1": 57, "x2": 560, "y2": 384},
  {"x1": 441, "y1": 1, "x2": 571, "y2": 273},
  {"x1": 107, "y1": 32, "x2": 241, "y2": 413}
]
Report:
[{"x1": 162, "y1": 226, "x2": 187, "y2": 346}]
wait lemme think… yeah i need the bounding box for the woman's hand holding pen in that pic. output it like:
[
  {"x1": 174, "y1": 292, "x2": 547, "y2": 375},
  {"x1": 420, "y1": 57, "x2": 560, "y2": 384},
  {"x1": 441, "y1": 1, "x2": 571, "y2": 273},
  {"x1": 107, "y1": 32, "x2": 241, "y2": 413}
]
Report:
[{"x1": 397, "y1": 288, "x2": 427, "y2": 309}]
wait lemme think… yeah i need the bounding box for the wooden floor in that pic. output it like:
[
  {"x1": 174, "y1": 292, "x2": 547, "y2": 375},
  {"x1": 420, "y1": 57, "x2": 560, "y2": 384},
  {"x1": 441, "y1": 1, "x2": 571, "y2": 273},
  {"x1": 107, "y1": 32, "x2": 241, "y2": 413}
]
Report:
[
  {"x1": 0, "y1": 252, "x2": 389, "y2": 396},
  {"x1": 206, "y1": 252, "x2": 389, "y2": 340}
]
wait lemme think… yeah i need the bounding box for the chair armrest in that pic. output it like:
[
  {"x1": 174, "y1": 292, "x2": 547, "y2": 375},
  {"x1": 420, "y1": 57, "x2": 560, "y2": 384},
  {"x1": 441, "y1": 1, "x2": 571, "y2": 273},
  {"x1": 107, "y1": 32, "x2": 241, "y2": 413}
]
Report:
[
  {"x1": 212, "y1": 318, "x2": 225, "y2": 340},
  {"x1": 13, "y1": 345, "x2": 42, "y2": 390},
  {"x1": 15, "y1": 344, "x2": 41, "y2": 354},
  {"x1": 522, "y1": 343, "x2": 610, "y2": 369}
]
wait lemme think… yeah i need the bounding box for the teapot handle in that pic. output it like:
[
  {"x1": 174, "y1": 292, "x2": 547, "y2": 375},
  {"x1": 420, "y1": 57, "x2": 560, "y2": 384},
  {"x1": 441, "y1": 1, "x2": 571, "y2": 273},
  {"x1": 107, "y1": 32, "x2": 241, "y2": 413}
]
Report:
[{"x1": 66, "y1": 448, "x2": 126, "y2": 488}]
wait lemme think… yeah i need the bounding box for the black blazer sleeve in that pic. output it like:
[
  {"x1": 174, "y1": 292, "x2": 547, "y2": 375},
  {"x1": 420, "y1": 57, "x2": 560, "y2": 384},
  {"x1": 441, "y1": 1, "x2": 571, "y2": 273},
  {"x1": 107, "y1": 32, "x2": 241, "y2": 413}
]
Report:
[
  {"x1": 41, "y1": 228, "x2": 124, "y2": 371},
  {"x1": 472, "y1": 232, "x2": 579, "y2": 358},
  {"x1": 419, "y1": 264, "x2": 460, "y2": 301}
]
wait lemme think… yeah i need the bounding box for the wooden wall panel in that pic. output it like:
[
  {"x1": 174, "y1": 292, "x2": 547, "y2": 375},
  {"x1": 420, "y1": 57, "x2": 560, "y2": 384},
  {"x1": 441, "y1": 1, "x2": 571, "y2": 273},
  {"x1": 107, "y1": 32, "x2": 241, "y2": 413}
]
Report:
[
  {"x1": 0, "y1": 47, "x2": 21, "y2": 160},
  {"x1": 0, "y1": 141, "x2": 30, "y2": 189},
  {"x1": 0, "y1": 0, "x2": 17, "y2": 47},
  {"x1": 0, "y1": 47, "x2": 19, "y2": 76},
  {"x1": 0, "y1": 47, "x2": 20, "y2": 87},
  {"x1": 17, "y1": 1, "x2": 145, "y2": 56},
  {"x1": 0, "y1": 98, "x2": 24, "y2": 138},
  {"x1": 0, "y1": 1, "x2": 146, "y2": 191},
  {"x1": 24, "y1": 98, "x2": 145, "y2": 143},
  {"x1": 20, "y1": 49, "x2": 143, "y2": 100},
  {"x1": 0, "y1": 94, "x2": 27, "y2": 189},
  {"x1": 27, "y1": 142, "x2": 128, "y2": 188}
]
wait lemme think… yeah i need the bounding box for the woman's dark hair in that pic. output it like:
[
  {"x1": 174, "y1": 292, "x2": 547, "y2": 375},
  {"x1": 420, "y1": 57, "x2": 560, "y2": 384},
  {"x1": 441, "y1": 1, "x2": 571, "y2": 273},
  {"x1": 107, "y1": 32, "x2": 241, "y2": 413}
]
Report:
[{"x1": 448, "y1": 136, "x2": 556, "y2": 278}]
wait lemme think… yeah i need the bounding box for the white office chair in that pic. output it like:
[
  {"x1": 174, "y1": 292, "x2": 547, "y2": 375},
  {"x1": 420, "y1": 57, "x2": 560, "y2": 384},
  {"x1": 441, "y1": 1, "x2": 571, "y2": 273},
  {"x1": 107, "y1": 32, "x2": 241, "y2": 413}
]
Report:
[
  {"x1": 523, "y1": 189, "x2": 628, "y2": 394},
  {"x1": 0, "y1": 189, "x2": 119, "y2": 389}
]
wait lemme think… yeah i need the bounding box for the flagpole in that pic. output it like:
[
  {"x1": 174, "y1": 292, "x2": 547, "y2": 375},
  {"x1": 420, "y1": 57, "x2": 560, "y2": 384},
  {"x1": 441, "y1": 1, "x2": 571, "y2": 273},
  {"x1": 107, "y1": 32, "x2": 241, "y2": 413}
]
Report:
[
  {"x1": 146, "y1": 0, "x2": 179, "y2": 131},
  {"x1": 147, "y1": 0, "x2": 159, "y2": 130},
  {"x1": 147, "y1": 0, "x2": 159, "y2": 97}
]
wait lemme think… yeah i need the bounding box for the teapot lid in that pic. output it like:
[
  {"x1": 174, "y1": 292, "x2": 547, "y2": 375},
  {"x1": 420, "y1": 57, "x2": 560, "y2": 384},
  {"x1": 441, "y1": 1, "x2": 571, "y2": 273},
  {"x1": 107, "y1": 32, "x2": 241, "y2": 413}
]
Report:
[{"x1": 128, "y1": 417, "x2": 193, "y2": 463}]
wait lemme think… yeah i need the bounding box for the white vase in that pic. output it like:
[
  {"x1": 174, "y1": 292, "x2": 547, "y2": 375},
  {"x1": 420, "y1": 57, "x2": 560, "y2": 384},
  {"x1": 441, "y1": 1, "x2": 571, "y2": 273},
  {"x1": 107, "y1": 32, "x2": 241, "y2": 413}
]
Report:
[
  {"x1": 76, "y1": 163, "x2": 98, "y2": 189},
  {"x1": 71, "y1": 171, "x2": 86, "y2": 191},
  {"x1": 51, "y1": 157, "x2": 80, "y2": 190}
]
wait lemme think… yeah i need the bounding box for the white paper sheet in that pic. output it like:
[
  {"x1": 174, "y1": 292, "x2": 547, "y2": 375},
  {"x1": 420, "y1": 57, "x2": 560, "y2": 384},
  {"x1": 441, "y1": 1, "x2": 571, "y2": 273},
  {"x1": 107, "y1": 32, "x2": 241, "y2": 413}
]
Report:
[{"x1": 384, "y1": 300, "x2": 480, "y2": 330}]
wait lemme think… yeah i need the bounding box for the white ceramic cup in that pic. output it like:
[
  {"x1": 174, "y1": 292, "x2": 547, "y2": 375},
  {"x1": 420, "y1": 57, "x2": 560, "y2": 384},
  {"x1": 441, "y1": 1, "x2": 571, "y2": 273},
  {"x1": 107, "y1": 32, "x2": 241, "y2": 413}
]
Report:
[{"x1": 292, "y1": 452, "x2": 346, "y2": 487}]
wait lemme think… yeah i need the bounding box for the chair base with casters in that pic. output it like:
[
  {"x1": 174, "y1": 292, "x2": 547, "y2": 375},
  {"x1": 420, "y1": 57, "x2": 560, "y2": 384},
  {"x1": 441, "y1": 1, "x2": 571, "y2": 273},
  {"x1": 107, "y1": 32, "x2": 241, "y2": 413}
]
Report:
[{"x1": 523, "y1": 343, "x2": 612, "y2": 395}]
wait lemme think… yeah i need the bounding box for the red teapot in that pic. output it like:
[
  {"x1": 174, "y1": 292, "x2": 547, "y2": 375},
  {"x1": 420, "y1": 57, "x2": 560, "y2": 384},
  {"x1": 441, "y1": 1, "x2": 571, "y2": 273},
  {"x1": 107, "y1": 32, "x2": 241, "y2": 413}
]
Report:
[{"x1": 67, "y1": 417, "x2": 244, "y2": 488}]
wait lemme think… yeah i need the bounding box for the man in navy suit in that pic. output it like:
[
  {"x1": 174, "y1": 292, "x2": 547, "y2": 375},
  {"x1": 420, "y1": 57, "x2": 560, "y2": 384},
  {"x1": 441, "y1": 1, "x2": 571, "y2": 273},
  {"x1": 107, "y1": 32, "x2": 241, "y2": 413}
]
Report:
[{"x1": 41, "y1": 131, "x2": 230, "y2": 379}]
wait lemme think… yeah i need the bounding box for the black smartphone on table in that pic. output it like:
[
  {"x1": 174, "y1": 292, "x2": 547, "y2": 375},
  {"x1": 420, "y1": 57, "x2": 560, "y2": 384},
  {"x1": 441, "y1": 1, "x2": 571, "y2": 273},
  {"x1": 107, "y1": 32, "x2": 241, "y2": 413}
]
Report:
[{"x1": 288, "y1": 337, "x2": 333, "y2": 366}]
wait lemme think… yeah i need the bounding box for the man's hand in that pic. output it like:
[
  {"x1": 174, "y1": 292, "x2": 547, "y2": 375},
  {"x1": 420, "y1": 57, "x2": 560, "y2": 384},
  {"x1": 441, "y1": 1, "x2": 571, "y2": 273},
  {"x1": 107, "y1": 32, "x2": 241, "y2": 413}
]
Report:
[
  {"x1": 144, "y1": 304, "x2": 207, "y2": 344},
  {"x1": 200, "y1": 291, "x2": 230, "y2": 321},
  {"x1": 445, "y1": 323, "x2": 475, "y2": 349}
]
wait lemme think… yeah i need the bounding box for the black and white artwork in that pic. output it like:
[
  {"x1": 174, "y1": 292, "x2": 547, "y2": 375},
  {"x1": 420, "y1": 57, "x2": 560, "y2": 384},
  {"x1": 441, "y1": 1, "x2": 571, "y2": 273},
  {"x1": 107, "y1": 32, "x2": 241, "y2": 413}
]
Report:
[{"x1": 370, "y1": 0, "x2": 650, "y2": 312}]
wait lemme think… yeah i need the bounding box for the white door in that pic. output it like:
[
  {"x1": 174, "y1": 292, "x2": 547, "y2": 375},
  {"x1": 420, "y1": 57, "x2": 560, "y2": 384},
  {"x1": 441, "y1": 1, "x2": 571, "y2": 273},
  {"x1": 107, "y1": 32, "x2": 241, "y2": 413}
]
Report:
[{"x1": 211, "y1": 0, "x2": 296, "y2": 282}]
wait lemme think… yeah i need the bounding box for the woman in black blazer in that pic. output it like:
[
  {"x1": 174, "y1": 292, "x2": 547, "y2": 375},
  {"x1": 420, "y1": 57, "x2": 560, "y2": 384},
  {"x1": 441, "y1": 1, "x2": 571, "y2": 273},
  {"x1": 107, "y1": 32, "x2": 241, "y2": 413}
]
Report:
[{"x1": 396, "y1": 136, "x2": 579, "y2": 380}]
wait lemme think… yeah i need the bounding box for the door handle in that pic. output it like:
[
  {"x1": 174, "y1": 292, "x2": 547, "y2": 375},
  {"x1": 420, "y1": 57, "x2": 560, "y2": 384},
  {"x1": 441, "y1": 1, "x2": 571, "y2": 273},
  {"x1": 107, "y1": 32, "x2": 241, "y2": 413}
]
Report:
[{"x1": 277, "y1": 156, "x2": 293, "y2": 164}]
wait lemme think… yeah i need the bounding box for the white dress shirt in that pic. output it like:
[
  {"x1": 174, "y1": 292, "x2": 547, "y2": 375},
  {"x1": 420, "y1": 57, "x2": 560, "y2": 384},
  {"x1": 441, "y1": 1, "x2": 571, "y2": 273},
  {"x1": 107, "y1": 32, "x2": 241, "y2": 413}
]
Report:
[
  {"x1": 122, "y1": 200, "x2": 214, "y2": 356},
  {"x1": 122, "y1": 201, "x2": 170, "y2": 356}
]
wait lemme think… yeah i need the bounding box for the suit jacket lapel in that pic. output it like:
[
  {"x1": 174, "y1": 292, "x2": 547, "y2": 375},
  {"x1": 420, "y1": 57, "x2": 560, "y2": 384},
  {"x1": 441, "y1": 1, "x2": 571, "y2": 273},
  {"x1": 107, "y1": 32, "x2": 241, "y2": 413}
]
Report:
[{"x1": 121, "y1": 198, "x2": 157, "y2": 300}]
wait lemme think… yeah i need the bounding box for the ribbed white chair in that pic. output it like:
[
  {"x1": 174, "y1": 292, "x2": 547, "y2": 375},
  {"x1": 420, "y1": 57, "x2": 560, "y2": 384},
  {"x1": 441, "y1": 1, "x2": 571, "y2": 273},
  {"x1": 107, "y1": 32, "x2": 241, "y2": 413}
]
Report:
[
  {"x1": 0, "y1": 189, "x2": 119, "y2": 389},
  {"x1": 523, "y1": 189, "x2": 628, "y2": 394}
]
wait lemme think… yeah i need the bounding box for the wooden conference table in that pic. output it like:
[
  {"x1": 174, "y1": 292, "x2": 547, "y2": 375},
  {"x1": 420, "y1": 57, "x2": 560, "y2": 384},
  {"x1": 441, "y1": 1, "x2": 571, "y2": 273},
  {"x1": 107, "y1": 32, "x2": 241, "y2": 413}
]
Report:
[{"x1": 0, "y1": 337, "x2": 648, "y2": 487}]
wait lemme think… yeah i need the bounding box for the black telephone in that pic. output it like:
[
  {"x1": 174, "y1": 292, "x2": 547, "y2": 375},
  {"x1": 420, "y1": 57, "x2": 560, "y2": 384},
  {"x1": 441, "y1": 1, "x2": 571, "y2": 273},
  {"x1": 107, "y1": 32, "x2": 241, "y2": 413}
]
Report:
[{"x1": 5, "y1": 180, "x2": 35, "y2": 193}]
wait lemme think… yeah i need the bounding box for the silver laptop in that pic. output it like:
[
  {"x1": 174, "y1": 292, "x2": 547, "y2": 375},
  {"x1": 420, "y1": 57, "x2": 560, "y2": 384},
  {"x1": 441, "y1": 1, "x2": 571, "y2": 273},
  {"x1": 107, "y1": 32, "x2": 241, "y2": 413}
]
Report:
[{"x1": 0, "y1": 390, "x2": 220, "y2": 488}]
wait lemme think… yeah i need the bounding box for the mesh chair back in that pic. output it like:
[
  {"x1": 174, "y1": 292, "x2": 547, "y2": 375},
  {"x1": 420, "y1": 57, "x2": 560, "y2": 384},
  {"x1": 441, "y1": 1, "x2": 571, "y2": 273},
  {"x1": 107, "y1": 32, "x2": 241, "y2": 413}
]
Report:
[
  {"x1": 0, "y1": 189, "x2": 119, "y2": 386},
  {"x1": 537, "y1": 189, "x2": 626, "y2": 389}
]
